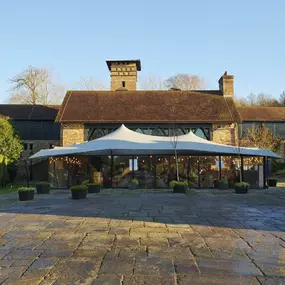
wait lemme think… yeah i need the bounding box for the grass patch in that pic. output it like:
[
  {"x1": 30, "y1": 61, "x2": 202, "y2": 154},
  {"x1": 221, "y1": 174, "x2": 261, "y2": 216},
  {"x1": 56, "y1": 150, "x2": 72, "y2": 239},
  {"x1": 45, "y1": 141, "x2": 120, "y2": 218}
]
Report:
[
  {"x1": 0, "y1": 187, "x2": 18, "y2": 194},
  {"x1": 0, "y1": 184, "x2": 36, "y2": 195}
]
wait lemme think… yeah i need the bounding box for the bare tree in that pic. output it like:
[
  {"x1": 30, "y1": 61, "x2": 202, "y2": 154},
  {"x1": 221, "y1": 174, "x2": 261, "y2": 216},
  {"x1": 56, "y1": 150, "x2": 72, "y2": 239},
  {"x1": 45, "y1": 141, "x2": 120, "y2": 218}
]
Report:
[
  {"x1": 169, "y1": 106, "x2": 180, "y2": 181},
  {"x1": 241, "y1": 125, "x2": 281, "y2": 153},
  {"x1": 235, "y1": 93, "x2": 280, "y2": 107},
  {"x1": 139, "y1": 74, "x2": 166, "y2": 90},
  {"x1": 279, "y1": 91, "x2": 285, "y2": 106},
  {"x1": 165, "y1": 74, "x2": 205, "y2": 90},
  {"x1": 77, "y1": 76, "x2": 107, "y2": 91},
  {"x1": 9, "y1": 66, "x2": 65, "y2": 105}
]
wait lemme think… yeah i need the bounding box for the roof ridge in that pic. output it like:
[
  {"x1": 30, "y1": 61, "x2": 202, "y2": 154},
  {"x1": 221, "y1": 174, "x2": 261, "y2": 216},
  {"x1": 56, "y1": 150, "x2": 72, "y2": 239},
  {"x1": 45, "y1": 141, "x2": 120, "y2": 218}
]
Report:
[
  {"x1": 59, "y1": 91, "x2": 73, "y2": 122},
  {"x1": 28, "y1": 105, "x2": 36, "y2": 120}
]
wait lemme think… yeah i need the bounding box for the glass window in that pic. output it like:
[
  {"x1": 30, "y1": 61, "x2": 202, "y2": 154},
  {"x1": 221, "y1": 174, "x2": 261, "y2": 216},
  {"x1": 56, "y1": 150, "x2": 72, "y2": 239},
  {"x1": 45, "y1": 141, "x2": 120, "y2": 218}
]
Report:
[
  {"x1": 189, "y1": 157, "x2": 199, "y2": 186},
  {"x1": 274, "y1": 123, "x2": 285, "y2": 138},
  {"x1": 112, "y1": 156, "x2": 132, "y2": 188},
  {"x1": 156, "y1": 156, "x2": 170, "y2": 188},
  {"x1": 134, "y1": 156, "x2": 155, "y2": 188},
  {"x1": 199, "y1": 156, "x2": 219, "y2": 188},
  {"x1": 243, "y1": 156, "x2": 264, "y2": 188},
  {"x1": 221, "y1": 156, "x2": 239, "y2": 186}
]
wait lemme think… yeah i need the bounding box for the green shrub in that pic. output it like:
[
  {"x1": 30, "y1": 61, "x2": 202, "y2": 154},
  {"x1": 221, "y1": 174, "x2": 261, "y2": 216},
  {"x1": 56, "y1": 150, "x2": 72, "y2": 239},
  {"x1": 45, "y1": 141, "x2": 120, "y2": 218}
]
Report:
[
  {"x1": 129, "y1": 179, "x2": 139, "y2": 185},
  {"x1": 82, "y1": 180, "x2": 89, "y2": 185},
  {"x1": 234, "y1": 182, "x2": 249, "y2": 188},
  {"x1": 268, "y1": 177, "x2": 277, "y2": 182},
  {"x1": 219, "y1": 177, "x2": 228, "y2": 185},
  {"x1": 188, "y1": 181, "x2": 194, "y2": 188},
  {"x1": 18, "y1": 187, "x2": 35, "y2": 192},
  {"x1": 70, "y1": 185, "x2": 88, "y2": 191},
  {"x1": 170, "y1": 180, "x2": 188, "y2": 188}
]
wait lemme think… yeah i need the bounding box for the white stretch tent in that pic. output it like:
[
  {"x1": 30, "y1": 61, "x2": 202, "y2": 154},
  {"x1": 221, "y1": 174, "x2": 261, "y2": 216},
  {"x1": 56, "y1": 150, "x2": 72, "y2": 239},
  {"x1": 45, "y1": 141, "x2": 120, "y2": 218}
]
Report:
[{"x1": 29, "y1": 124, "x2": 281, "y2": 159}]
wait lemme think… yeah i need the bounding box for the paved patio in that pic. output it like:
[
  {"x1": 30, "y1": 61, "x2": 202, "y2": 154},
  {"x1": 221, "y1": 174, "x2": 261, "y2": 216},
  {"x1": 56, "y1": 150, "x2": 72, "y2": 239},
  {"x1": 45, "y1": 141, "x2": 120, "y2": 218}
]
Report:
[{"x1": 0, "y1": 188, "x2": 285, "y2": 284}]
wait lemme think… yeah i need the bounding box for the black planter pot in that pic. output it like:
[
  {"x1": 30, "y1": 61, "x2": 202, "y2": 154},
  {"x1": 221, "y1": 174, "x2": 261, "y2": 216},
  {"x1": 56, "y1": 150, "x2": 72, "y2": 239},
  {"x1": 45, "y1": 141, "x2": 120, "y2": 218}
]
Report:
[
  {"x1": 218, "y1": 183, "x2": 229, "y2": 190},
  {"x1": 71, "y1": 190, "x2": 87, "y2": 199},
  {"x1": 88, "y1": 185, "x2": 101, "y2": 193},
  {"x1": 268, "y1": 180, "x2": 277, "y2": 187},
  {"x1": 18, "y1": 191, "x2": 34, "y2": 201},
  {"x1": 235, "y1": 186, "x2": 248, "y2": 194},
  {"x1": 173, "y1": 185, "x2": 187, "y2": 193},
  {"x1": 36, "y1": 184, "x2": 50, "y2": 194}
]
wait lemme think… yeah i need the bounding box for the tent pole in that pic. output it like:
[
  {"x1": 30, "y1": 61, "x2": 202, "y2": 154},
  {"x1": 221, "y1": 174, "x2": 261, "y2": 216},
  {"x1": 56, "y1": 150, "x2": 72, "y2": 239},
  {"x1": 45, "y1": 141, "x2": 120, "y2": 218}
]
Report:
[
  {"x1": 187, "y1": 156, "x2": 191, "y2": 183},
  {"x1": 241, "y1": 155, "x2": 244, "y2": 182},
  {"x1": 132, "y1": 156, "x2": 135, "y2": 179},
  {"x1": 263, "y1": 156, "x2": 266, "y2": 188},
  {"x1": 110, "y1": 151, "x2": 113, "y2": 189},
  {"x1": 219, "y1": 156, "x2": 222, "y2": 180},
  {"x1": 154, "y1": 155, "x2": 157, "y2": 189},
  {"x1": 198, "y1": 156, "x2": 201, "y2": 188}
]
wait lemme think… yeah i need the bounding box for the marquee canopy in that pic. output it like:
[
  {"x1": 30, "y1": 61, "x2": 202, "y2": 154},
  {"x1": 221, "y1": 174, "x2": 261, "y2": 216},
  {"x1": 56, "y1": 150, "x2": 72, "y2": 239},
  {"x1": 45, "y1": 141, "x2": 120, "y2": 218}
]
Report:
[{"x1": 29, "y1": 124, "x2": 280, "y2": 160}]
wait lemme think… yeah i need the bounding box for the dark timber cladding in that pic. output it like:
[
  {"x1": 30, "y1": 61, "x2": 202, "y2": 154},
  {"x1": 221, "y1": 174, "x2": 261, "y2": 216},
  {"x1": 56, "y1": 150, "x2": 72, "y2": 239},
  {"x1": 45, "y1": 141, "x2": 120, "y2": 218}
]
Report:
[{"x1": 56, "y1": 90, "x2": 241, "y2": 123}]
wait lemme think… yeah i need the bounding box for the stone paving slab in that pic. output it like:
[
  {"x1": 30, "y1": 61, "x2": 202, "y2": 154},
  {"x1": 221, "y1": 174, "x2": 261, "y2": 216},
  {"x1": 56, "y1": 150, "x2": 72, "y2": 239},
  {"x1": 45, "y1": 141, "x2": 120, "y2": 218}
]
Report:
[{"x1": 0, "y1": 188, "x2": 285, "y2": 284}]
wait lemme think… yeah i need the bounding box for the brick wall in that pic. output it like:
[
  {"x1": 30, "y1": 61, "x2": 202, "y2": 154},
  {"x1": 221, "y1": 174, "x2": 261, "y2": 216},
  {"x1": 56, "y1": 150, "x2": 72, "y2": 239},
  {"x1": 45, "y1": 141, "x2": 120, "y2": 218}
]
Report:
[
  {"x1": 212, "y1": 123, "x2": 237, "y2": 146},
  {"x1": 61, "y1": 123, "x2": 85, "y2": 146}
]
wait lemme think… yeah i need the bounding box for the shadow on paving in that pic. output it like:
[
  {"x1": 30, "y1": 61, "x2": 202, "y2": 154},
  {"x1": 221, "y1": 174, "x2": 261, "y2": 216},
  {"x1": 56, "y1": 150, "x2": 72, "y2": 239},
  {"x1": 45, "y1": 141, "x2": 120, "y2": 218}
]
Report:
[
  {"x1": 0, "y1": 189, "x2": 285, "y2": 284},
  {"x1": 1, "y1": 188, "x2": 285, "y2": 231}
]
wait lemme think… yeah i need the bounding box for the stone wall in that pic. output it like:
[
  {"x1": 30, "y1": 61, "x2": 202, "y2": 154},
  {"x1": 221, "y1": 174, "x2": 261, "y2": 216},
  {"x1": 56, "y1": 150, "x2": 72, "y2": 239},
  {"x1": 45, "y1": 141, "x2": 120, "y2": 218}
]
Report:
[
  {"x1": 212, "y1": 123, "x2": 238, "y2": 146},
  {"x1": 110, "y1": 62, "x2": 138, "y2": 91},
  {"x1": 61, "y1": 123, "x2": 85, "y2": 146}
]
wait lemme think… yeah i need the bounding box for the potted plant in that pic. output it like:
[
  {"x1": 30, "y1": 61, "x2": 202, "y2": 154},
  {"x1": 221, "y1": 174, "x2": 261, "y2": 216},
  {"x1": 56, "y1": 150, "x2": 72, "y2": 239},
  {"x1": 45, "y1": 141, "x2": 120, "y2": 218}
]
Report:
[
  {"x1": 36, "y1": 182, "x2": 50, "y2": 194},
  {"x1": 170, "y1": 181, "x2": 188, "y2": 193},
  {"x1": 234, "y1": 182, "x2": 249, "y2": 194},
  {"x1": 18, "y1": 187, "x2": 35, "y2": 201},
  {"x1": 217, "y1": 177, "x2": 229, "y2": 190},
  {"x1": 70, "y1": 185, "x2": 88, "y2": 199},
  {"x1": 268, "y1": 178, "x2": 277, "y2": 187},
  {"x1": 86, "y1": 183, "x2": 102, "y2": 193},
  {"x1": 129, "y1": 179, "x2": 139, "y2": 190}
]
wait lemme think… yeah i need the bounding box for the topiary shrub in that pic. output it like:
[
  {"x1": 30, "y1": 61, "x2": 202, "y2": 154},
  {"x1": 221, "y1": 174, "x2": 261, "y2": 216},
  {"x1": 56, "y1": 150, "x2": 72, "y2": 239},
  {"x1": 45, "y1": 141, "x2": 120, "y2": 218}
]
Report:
[
  {"x1": 234, "y1": 182, "x2": 249, "y2": 194},
  {"x1": 82, "y1": 180, "x2": 89, "y2": 185},
  {"x1": 70, "y1": 185, "x2": 88, "y2": 199},
  {"x1": 170, "y1": 181, "x2": 188, "y2": 193},
  {"x1": 86, "y1": 183, "x2": 102, "y2": 193},
  {"x1": 18, "y1": 187, "x2": 35, "y2": 201}
]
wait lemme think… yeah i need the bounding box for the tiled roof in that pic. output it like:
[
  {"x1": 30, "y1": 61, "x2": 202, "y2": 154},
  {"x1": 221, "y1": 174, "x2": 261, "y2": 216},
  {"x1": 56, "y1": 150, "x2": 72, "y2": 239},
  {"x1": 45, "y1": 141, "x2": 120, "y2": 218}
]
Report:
[
  {"x1": 56, "y1": 90, "x2": 242, "y2": 124},
  {"x1": 238, "y1": 107, "x2": 285, "y2": 122},
  {"x1": 0, "y1": 105, "x2": 60, "y2": 120}
]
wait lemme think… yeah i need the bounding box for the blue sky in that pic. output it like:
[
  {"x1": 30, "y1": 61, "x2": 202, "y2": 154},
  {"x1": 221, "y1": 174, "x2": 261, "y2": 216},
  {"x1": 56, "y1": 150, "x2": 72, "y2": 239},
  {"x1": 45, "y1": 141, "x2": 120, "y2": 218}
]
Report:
[{"x1": 0, "y1": 0, "x2": 284, "y2": 103}]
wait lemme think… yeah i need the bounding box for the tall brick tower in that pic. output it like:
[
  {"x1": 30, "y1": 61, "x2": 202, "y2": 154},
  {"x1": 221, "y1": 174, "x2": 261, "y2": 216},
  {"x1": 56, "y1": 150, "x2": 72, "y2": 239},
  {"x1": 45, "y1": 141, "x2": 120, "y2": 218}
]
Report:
[{"x1": 106, "y1": 59, "x2": 141, "y2": 91}]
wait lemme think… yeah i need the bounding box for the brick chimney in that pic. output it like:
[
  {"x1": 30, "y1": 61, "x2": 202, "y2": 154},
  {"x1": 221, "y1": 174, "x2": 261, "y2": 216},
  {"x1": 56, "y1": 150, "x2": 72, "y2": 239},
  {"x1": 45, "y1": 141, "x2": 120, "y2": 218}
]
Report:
[
  {"x1": 106, "y1": 59, "x2": 141, "y2": 91},
  {"x1": 218, "y1": 71, "x2": 234, "y2": 97}
]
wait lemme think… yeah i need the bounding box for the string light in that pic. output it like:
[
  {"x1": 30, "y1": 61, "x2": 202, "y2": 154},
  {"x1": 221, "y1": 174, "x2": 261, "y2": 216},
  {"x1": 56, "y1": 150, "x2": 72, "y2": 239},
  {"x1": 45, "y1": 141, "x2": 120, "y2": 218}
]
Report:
[{"x1": 49, "y1": 156, "x2": 82, "y2": 166}]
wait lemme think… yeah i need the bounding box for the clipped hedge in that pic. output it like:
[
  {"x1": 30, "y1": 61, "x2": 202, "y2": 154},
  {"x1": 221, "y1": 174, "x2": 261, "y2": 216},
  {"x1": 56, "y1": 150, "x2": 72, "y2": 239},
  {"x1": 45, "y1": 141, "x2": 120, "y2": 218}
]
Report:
[
  {"x1": 170, "y1": 181, "x2": 188, "y2": 193},
  {"x1": 70, "y1": 185, "x2": 88, "y2": 191}
]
